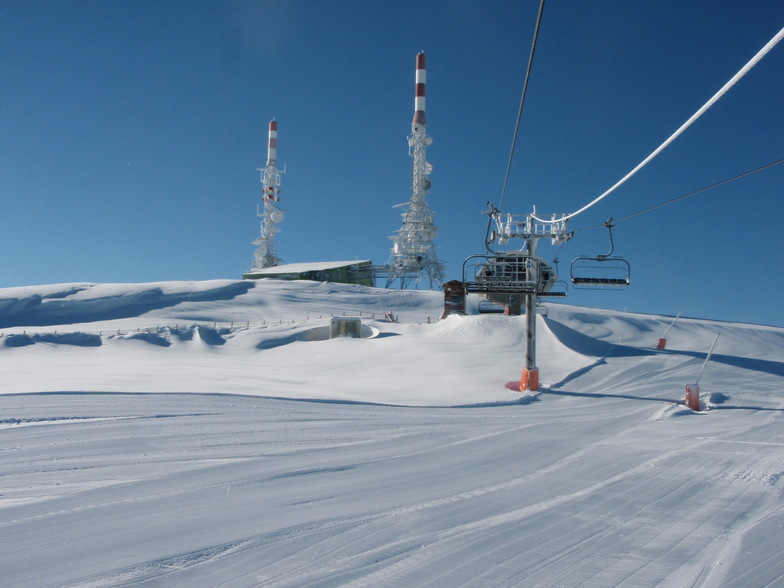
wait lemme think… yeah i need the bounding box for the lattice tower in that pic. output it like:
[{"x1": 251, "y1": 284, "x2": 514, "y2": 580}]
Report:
[{"x1": 386, "y1": 52, "x2": 444, "y2": 289}]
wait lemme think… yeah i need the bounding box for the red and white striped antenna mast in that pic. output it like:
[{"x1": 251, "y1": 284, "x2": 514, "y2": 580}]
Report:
[
  {"x1": 386, "y1": 52, "x2": 444, "y2": 289},
  {"x1": 250, "y1": 119, "x2": 285, "y2": 270}
]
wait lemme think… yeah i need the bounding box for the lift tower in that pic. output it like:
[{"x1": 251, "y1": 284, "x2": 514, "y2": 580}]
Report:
[
  {"x1": 386, "y1": 52, "x2": 444, "y2": 289},
  {"x1": 463, "y1": 208, "x2": 572, "y2": 390}
]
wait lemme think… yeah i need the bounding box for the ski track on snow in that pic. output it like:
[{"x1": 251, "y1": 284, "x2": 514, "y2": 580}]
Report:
[{"x1": 1, "y1": 280, "x2": 783, "y2": 587}]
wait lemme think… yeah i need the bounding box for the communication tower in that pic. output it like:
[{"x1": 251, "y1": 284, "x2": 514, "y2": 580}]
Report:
[
  {"x1": 249, "y1": 120, "x2": 285, "y2": 270},
  {"x1": 386, "y1": 52, "x2": 444, "y2": 289}
]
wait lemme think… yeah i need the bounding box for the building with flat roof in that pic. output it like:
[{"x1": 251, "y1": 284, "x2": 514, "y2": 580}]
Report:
[{"x1": 243, "y1": 260, "x2": 373, "y2": 286}]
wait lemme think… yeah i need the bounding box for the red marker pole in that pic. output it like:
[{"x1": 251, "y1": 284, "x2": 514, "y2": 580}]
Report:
[{"x1": 657, "y1": 311, "x2": 681, "y2": 350}]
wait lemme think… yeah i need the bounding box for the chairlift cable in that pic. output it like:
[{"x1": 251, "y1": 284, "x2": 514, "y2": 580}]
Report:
[
  {"x1": 498, "y1": 0, "x2": 546, "y2": 213},
  {"x1": 613, "y1": 156, "x2": 784, "y2": 224},
  {"x1": 573, "y1": 156, "x2": 784, "y2": 232},
  {"x1": 532, "y1": 24, "x2": 784, "y2": 224}
]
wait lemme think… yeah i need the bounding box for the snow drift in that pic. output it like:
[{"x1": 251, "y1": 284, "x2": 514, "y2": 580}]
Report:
[{"x1": 1, "y1": 279, "x2": 783, "y2": 587}]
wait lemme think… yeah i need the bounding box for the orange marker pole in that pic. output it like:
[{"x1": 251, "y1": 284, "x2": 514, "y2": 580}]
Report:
[
  {"x1": 657, "y1": 311, "x2": 681, "y2": 350},
  {"x1": 685, "y1": 333, "x2": 720, "y2": 411},
  {"x1": 685, "y1": 384, "x2": 701, "y2": 411}
]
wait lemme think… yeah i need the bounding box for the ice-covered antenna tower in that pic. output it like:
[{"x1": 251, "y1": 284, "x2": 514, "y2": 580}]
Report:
[
  {"x1": 249, "y1": 119, "x2": 285, "y2": 270},
  {"x1": 386, "y1": 52, "x2": 444, "y2": 289}
]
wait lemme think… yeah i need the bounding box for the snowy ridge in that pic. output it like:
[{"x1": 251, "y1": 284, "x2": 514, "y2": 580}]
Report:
[
  {"x1": 1, "y1": 279, "x2": 781, "y2": 406},
  {"x1": 1, "y1": 279, "x2": 783, "y2": 586}
]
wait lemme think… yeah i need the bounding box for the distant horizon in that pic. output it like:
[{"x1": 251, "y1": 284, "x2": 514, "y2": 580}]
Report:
[{"x1": 2, "y1": 275, "x2": 783, "y2": 329}]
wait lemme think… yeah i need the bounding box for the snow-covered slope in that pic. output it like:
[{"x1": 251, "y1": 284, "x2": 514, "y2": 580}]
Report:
[{"x1": 1, "y1": 279, "x2": 783, "y2": 586}]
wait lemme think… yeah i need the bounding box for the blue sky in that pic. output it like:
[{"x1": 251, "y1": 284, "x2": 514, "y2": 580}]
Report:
[{"x1": 2, "y1": 1, "x2": 783, "y2": 326}]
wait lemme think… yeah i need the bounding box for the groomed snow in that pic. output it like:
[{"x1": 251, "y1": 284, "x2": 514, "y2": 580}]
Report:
[{"x1": 1, "y1": 279, "x2": 783, "y2": 587}]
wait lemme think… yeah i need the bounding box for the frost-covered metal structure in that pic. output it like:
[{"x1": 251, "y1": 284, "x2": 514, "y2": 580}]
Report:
[
  {"x1": 464, "y1": 206, "x2": 572, "y2": 391},
  {"x1": 385, "y1": 52, "x2": 444, "y2": 289},
  {"x1": 249, "y1": 119, "x2": 284, "y2": 271}
]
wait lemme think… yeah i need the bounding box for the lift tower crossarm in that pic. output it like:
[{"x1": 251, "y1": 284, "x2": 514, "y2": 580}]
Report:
[{"x1": 487, "y1": 209, "x2": 572, "y2": 251}]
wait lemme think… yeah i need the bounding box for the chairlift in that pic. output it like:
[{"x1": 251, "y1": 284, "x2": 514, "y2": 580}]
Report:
[
  {"x1": 540, "y1": 279, "x2": 568, "y2": 297},
  {"x1": 570, "y1": 220, "x2": 630, "y2": 288},
  {"x1": 463, "y1": 254, "x2": 559, "y2": 295},
  {"x1": 477, "y1": 300, "x2": 506, "y2": 314},
  {"x1": 463, "y1": 254, "x2": 537, "y2": 294}
]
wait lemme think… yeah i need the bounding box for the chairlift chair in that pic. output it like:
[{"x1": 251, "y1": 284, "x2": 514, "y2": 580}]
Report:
[
  {"x1": 570, "y1": 220, "x2": 631, "y2": 289},
  {"x1": 477, "y1": 300, "x2": 506, "y2": 314},
  {"x1": 463, "y1": 254, "x2": 559, "y2": 295},
  {"x1": 540, "y1": 278, "x2": 568, "y2": 297},
  {"x1": 464, "y1": 254, "x2": 536, "y2": 294}
]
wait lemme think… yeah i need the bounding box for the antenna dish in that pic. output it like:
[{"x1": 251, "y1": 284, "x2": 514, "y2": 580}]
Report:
[{"x1": 270, "y1": 210, "x2": 284, "y2": 224}]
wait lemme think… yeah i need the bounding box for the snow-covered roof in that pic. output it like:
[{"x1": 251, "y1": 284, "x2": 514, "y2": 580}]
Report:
[{"x1": 246, "y1": 260, "x2": 371, "y2": 275}]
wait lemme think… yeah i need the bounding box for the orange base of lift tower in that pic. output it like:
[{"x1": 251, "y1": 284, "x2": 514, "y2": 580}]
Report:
[{"x1": 520, "y1": 368, "x2": 539, "y2": 392}]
